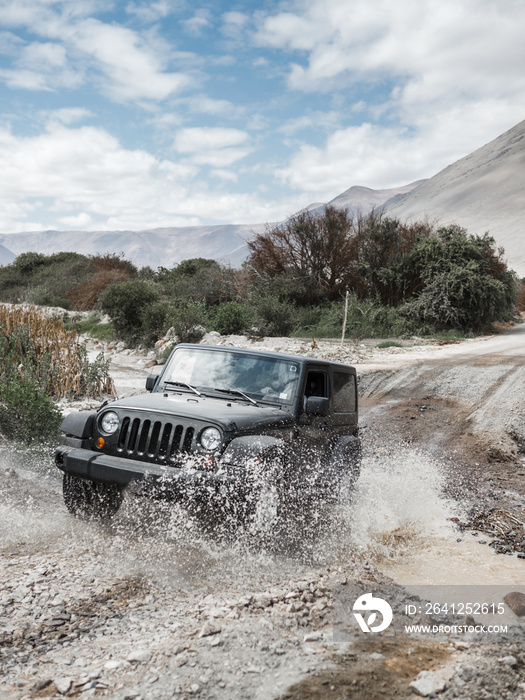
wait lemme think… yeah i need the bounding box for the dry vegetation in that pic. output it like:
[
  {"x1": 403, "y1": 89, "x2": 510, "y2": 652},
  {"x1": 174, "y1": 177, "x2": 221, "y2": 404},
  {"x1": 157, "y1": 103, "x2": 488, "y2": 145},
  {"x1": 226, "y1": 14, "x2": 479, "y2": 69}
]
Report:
[{"x1": 0, "y1": 303, "x2": 115, "y2": 399}]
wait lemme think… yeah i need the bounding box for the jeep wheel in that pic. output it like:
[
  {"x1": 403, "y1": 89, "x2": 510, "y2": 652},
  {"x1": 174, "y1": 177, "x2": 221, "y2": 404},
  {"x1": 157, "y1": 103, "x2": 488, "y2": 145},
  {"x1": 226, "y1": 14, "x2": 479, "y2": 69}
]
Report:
[{"x1": 63, "y1": 474, "x2": 123, "y2": 520}]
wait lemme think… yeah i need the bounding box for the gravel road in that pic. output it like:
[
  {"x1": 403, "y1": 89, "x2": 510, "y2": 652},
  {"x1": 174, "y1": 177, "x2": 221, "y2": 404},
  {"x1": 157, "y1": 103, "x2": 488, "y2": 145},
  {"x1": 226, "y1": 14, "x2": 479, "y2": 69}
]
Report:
[{"x1": 1, "y1": 324, "x2": 525, "y2": 699}]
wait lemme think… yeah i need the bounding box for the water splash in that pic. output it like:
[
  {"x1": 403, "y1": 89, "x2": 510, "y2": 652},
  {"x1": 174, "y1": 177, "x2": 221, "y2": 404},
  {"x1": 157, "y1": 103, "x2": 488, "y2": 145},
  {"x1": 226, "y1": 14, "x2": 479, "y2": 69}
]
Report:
[{"x1": 339, "y1": 446, "x2": 456, "y2": 564}]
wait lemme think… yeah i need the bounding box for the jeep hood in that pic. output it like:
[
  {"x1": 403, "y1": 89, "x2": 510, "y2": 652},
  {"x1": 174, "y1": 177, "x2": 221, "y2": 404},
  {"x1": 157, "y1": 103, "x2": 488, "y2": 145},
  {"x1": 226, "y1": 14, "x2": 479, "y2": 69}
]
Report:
[{"x1": 104, "y1": 392, "x2": 294, "y2": 432}]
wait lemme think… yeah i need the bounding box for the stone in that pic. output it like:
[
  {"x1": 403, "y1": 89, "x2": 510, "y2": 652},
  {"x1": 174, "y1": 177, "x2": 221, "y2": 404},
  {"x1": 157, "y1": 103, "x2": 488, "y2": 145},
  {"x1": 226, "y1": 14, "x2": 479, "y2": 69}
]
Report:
[
  {"x1": 498, "y1": 655, "x2": 518, "y2": 667},
  {"x1": 303, "y1": 632, "x2": 322, "y2": 642},
  {"x1": 504, "y1": 592, "x2": 525, "y2": 617},
  {"x1": 410, "y1": 670, "x2": 446, "y2": 697},
  {"x1": 198, "y1": 621, "x2": 222, "y2": 638},
  {"x1": 127, "y1": 649, "x2": 151, "y2": 663},
  {"x1": 55, "y1": 677, "x2": 73, "y2": 695}
]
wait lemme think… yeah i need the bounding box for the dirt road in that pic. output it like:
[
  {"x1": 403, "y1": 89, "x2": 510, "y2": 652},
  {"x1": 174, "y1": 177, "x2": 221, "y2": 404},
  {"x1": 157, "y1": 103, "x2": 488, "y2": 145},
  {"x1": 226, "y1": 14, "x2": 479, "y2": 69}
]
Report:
[{"x1": 1, "y1": 325, "x2": 525, "y2": 699}]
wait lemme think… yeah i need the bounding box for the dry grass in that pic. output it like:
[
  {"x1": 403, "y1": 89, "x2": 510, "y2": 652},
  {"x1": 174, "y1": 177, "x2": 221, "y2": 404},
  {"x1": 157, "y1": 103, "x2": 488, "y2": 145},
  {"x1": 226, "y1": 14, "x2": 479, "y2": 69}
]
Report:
[{"x1": 0, "y1": 303, "x2": 115, "y2": 399}]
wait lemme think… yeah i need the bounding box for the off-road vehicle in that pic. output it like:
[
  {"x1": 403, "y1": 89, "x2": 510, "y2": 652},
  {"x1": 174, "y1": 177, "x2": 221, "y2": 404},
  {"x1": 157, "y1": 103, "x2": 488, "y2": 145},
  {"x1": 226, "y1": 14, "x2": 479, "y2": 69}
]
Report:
[{"x1": 55, "y1": 344, "x2": 361, "y2": 521}]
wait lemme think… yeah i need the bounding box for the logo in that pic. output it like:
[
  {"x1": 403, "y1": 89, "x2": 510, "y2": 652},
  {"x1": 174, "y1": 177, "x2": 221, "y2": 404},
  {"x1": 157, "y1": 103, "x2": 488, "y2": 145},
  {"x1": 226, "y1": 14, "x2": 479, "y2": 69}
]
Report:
[{"x1": 352, "y1": 593, "x2": 393, "y2": 633}]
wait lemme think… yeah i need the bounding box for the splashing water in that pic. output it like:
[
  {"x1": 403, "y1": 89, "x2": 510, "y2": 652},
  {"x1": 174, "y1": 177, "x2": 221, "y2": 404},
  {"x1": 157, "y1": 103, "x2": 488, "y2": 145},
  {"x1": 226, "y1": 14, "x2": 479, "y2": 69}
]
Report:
[{"x1": 347, "y1": 447, "x2": 455, "y2": 562}]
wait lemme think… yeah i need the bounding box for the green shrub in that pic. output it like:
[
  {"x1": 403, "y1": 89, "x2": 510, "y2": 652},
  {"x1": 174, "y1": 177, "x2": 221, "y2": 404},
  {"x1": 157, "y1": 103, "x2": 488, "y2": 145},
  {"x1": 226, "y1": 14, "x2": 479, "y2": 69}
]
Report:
[
  {"x1": 250, "y1": 295, "x2": 296, "y2": 336},
  {"x1": 0, "y1": 374, "x2": 62, "y2": 444},
  {"x1": 140, "y1": 301, "x2": 169, "y2": 347},
  {"x1": 167, "y1": 300, "x2": 208, "y2": 343},
  {"x1": 213, "y1": 302, "x2": 251, "y2": 335},
  {"x1": 404, "y1": 228, "x2": 519, "y2": 331},
  {"x1": 99, "y1": 279, "x2": 160, "y2": 346},
  {"x1": 318, "y1": 295, "x2": 412, "y2": 339}
]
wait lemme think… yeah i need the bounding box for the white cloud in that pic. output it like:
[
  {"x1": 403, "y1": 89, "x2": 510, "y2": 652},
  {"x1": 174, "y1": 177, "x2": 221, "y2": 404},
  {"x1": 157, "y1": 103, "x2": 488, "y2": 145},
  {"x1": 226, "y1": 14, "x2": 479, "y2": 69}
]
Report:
[
  {"x1": 173, "y1": 126, "x2": 252, "y2": 166},
  {"x1": 279, "y1": 110, "x2": 341, "y2": 136},
  {"x1": 0, "y1": 37, "x2": 82, "y2": 90},
  {"x1": 210, "y1": 168, "x2": 238, "y2": 182},
  {"x1": 174, "y1": 127, "x2": 249, "y2": 152},
  {"x1": 221, "y1": 11, "x2": 250, "y2": 42},
  {"x1": 255, "y1": 0, "x2": 525, "y2": 197},
  {"x1": 256, "y1": 0, "x2": 525, "y2": 102},
  {"x1": 65, "y1": 19, "x2": 190, "y2": 102},
  {"x1": 0, "y1": 122, "x2": 296, "y2": 231},
  {"x1": 126, "y1": 0, "x2": 175, "y2": 23},
  {"x1": 59, "y1": 211, "x2": 93, "y2": 227},
  {"x1": 277, "y1": 102, "x2": 525, "y2": 199},
  {"x1": 180, "y1": 94, "x2": 237, "y2": 116},
  {"x1": 182, "y1": 9, "x2": 212, "y2": 36},
  {"x1": 0, "y1": 4, "x2": 193, "y2": 103},
  {"x1": 43, "y1": 107, "x2": 92, "y2": 125}
]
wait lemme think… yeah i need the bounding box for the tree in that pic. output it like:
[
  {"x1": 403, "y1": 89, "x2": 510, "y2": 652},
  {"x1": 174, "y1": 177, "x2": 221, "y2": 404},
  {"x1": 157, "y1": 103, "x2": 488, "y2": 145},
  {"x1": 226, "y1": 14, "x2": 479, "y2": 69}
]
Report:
[
  {"x1": 404, "y1": 226, "x2": 518, "y2": 330},
  {"x1": 99, "y1": 279, "x2": 160, "y2": 345},
  {"x1": 247, "y1": 206, "x2": 358, "y2": 304}
]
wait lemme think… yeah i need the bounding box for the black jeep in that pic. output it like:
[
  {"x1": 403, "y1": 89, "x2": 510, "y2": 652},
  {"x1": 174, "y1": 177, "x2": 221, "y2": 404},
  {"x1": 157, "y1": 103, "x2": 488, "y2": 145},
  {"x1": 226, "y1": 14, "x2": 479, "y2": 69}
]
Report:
[{"x1": 55, "y1": 344, "x2": 361, "y2": 521}]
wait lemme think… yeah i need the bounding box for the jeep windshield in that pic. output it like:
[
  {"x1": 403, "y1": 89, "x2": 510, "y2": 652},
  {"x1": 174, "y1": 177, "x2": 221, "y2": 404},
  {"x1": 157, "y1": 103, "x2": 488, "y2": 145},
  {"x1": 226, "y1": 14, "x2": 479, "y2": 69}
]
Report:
[{"x1": 160, "y1": 347, "x2": 301, "y2": 407}]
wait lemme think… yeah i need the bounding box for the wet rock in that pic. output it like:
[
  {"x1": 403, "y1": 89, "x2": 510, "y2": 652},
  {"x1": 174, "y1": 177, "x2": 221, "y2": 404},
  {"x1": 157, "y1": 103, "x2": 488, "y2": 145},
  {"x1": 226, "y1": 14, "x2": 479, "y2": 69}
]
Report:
[
  {"x1": 409, "y1": 670, "x2": 447, "y2": 696},
  {"x1": 504, "y1": 592, "x2": 525, "y2": 617}
]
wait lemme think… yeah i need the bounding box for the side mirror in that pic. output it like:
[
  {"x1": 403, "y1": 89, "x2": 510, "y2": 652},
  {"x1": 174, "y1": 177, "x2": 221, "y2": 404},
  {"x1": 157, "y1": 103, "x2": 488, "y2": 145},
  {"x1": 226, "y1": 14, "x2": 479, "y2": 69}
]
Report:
[
  {"x1": 145, "y1": 374, "x2": 158, "y2": 392},
  {"x1": 305, "y1": 396, "x2": 330, "y2": 416}
]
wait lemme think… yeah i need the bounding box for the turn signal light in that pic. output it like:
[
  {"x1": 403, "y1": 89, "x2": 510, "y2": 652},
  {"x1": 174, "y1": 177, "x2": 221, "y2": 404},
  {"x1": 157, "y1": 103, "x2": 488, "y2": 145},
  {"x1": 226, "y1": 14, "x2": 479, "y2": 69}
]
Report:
[{"x1": 96, "y1": 437, "x2": 105, "y2": 449}]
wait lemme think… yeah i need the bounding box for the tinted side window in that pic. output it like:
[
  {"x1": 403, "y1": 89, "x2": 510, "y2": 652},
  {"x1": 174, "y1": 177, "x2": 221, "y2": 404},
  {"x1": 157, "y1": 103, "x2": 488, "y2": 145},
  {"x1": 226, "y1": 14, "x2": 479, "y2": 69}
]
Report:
[
  {"x1": 333, "y1": 372, "x2": 356, "y2": 413},
  {"x1": 304, "y1": 371, "x2": 329, "y2": 398}
]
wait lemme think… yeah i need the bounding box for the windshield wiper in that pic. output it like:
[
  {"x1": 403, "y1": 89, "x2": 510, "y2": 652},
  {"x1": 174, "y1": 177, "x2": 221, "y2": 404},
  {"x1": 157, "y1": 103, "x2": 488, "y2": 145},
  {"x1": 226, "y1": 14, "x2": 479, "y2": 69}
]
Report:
[
  {"x1": 164, "y1": 381, "x2": 202, "y2": 397},
  {"x1": 212, "y1": 387, "x2": 258, "y2": 406}
]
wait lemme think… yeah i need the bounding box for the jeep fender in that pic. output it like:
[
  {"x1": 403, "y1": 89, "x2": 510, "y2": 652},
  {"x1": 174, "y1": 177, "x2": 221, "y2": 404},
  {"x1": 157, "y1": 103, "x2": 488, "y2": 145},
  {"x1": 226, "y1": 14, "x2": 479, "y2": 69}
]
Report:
[
  {"x1": 60, "y1": 411, "x2": 96, "y2": 439},
  {"x1": 220, "y1": 435, "x2": 286, "y2": 466}
]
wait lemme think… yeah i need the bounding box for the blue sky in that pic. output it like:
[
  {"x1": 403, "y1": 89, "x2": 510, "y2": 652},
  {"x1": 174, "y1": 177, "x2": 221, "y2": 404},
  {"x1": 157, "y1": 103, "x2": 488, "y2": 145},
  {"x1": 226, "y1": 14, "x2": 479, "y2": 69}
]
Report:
[{"x1": 0, "y1": 0, "x2": 524, "y2": 233}]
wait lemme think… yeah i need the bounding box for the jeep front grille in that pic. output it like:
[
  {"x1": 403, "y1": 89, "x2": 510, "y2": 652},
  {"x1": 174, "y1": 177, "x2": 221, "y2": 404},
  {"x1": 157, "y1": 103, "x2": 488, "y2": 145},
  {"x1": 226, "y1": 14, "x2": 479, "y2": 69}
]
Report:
[{"x1": 117, "y1": 416, "x2": 195, "y2": 461}]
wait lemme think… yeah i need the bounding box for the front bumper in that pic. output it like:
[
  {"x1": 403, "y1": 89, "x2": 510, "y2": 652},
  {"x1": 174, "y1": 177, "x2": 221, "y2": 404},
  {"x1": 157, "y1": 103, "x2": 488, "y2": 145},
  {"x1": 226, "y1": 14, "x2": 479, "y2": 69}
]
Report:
[{"x1": 55, "y1": 446, "x2": 240, "y2": 500}]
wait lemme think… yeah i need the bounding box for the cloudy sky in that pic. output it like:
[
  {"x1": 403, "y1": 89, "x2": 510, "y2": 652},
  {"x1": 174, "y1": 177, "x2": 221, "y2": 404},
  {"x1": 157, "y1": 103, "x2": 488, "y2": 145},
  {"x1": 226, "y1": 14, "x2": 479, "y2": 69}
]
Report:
[{"x1": 0, "y1": 0, "x2": 524, "y2": 233}]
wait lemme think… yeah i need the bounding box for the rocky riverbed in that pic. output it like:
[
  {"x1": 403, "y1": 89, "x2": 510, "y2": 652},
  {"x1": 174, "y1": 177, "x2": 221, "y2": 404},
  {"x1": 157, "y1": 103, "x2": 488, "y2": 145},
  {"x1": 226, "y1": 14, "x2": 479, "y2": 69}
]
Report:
[{"x1": 2, "y1": 323, "x2": 525, "y2": 699}]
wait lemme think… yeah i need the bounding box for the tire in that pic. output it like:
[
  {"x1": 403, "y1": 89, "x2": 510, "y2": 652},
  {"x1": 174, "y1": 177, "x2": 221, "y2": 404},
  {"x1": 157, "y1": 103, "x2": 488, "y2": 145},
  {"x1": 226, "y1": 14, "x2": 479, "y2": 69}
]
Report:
[{"x1": 62, "y1": 474, "x2": 123, "y2": 520}]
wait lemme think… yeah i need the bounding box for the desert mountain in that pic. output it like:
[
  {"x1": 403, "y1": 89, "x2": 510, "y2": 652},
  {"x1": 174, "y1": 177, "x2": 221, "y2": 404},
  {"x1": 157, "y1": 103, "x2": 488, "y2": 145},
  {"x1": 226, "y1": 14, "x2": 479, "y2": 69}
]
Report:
[
  {"x1": 308, "y1": 180, "x2": 426, "y2": 218},
  {"x1": 0, "y1": 224, "x2": 265, "y2": 270},
  {"x1": 385, "y1": 119, "x2": 525, "y2": 277},
  {"x1": 0, "y1": 243, "x2": 15, "y2": 266},
  {"x1": 0, "y1": 120, "x2": 523, "y2": 274},
  {"x1": 0, "y1": 182, "x2": 421, "y2": 270}
]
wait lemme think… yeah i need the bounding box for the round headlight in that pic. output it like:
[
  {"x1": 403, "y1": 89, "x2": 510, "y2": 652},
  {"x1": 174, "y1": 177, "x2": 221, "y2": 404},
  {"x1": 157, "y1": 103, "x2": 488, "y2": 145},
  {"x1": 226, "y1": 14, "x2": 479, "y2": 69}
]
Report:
[
  {"x1": 100, "y1": 411, "x2": 119, "y2": 435},
  {"x1": 200, "y1": 427, "x2": 221, "y2": 451}
]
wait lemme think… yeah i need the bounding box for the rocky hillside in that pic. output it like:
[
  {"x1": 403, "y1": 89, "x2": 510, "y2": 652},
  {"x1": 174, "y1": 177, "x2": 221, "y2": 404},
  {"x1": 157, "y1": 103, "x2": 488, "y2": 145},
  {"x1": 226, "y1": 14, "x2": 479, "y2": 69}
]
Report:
[{"x1": 385, "y1": 119, "x2": 525, "y2": 277}]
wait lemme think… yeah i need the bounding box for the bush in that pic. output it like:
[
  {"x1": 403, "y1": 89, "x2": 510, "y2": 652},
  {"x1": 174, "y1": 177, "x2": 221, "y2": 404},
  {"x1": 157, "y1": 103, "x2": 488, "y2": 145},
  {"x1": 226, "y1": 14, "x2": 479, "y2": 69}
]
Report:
[
  {"x1": 213, "y1": 302, "x2": 251, "y2": 335},
  {"x1": 316, "y1": 295, "x2": 413, "y2": 339},
  {"x1": 405, "y1": 228, "x2": 519, "y2": 330},
  {"x1": 99, "y1": 279, "x2": 160, "y2": 346},
  {"x1": 0, "y1": 374, "x2": 62, "y2": 444},
  {"x1": 250, "y1": 294, "x2": 296, "y2": 336},
  {"x1": 167, "y1": 300, "x2": 208, "y2": 343},
  {"x1": 0, "y1": 303, "x2": 115, "y2": 445}
]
